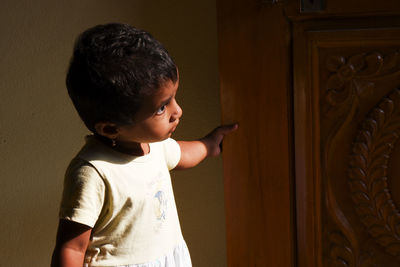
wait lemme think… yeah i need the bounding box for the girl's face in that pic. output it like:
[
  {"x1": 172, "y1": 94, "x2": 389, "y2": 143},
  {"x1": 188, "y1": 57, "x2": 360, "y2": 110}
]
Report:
[{"x1": 115, "y1": 79, "x2": 182, "y2": 146}]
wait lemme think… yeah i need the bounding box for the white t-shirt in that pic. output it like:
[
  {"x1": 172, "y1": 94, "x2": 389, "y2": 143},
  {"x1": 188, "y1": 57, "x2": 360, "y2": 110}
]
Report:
[{"x1": 59, "y1": 136, "x2": 185, "y2": 266}]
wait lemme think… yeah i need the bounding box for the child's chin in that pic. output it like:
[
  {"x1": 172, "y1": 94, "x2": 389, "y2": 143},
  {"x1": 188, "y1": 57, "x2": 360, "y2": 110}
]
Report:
[{"x1": 170, "y1": 126, "x2": 177, "y2": 134}]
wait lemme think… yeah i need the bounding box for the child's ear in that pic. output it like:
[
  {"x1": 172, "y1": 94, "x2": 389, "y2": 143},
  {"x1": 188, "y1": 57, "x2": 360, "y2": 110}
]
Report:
[{"x1": 94, "y1": 122, "x2": 119, "y2": 139}]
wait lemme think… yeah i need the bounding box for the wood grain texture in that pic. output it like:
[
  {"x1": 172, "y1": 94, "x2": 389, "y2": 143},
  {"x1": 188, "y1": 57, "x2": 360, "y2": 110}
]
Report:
[{"x1": 217, "y1": 0, "x2": 294, "y2": 266}]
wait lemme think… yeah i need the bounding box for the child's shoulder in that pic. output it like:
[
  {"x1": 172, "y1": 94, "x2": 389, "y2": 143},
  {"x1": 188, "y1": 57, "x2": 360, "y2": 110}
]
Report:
[{"x1": 65, "y1": 157, "x2": 99, "y2": 180}]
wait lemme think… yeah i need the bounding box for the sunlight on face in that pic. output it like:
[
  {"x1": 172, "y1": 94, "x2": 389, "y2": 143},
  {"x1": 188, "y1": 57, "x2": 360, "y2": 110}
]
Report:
[{"x1": 116, "y1": 79, "x2": 182, "y2": 145}]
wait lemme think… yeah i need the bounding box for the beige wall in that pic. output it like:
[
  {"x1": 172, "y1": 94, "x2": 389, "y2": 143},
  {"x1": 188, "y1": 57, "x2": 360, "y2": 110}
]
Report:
[{"x1": 0, "y1": 1, "x2": 225, "y2": 266}]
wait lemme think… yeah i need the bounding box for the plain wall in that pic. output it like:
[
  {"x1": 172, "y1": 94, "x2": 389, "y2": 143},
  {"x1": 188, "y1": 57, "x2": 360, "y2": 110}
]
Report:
[{"x1": 0, "y1": 1, "x2": 226, "y2": 266}]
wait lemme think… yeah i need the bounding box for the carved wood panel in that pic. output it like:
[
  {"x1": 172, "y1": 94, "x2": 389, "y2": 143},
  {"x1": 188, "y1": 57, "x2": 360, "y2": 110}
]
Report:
[{"x1": 294, "y1": 22, "x2": 400, "y2": 266}]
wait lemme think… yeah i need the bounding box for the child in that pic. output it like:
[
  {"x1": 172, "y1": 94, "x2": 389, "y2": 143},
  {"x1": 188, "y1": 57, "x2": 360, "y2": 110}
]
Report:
[{"x1": 51, "y1": 23, "x2": 237, "y2": 267}]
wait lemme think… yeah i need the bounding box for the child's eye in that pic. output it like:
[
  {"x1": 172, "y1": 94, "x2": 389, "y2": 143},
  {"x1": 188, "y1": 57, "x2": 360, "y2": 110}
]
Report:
[{"x1": 156, "y1": 105, "x2": 166, "y2": 115}]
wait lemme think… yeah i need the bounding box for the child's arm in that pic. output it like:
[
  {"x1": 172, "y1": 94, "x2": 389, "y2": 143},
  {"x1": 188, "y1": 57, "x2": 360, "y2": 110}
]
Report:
[
  {"x1": 51, "y1": 219, "x2": 92, "y2": 267},
  {"x1": 175, "y1": 124, "x2": 238, "y2": 169}
]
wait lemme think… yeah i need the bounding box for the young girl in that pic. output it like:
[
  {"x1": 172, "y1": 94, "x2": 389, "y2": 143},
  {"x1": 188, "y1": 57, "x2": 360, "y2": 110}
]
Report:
[{"x1": 51, "y1": 23, "x2": 237, "y2": 267}]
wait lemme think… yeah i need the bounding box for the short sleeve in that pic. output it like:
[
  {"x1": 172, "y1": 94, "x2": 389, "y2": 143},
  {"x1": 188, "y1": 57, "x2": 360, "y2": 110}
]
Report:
[
  {"x1": 59, "y1": 158, "x2": 105, "y2": 228},
  {"x1": 162, "y1": 138, "x2": 181, "y2": 170}
]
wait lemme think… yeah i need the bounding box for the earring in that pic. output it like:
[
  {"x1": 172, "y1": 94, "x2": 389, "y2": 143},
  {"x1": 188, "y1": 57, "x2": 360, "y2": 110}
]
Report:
[{"x1": 111, "y1": 138, "x2": 116, "y2": 147}]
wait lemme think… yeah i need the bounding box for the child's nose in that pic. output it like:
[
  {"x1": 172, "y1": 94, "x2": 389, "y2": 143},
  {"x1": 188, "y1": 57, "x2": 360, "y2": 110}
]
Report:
[{"x1": 170, "y1": 100, "x2": 182, "y2": 121}]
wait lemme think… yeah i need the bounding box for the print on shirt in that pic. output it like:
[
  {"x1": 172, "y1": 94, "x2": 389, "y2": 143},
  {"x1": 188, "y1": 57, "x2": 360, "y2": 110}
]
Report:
[
  {"x1": 147, "y1": 170, "x2": 169, "y2": 232},
  {"x1": 154, "y1": 190, "x2": 168, "y2": 221}
]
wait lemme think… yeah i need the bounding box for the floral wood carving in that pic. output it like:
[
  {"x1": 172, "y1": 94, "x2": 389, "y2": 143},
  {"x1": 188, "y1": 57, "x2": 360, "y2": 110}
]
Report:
[
  {"x1": 328, "y1": 231, "x2": 355, "y2": 267},
  {"x1": 328, "y1": 231, "x2": 376, "y2": 267},
  {"x1": 348, "y1": 88, "x2": 400, "y2": 256},
  {"x1": 324, "y1": 52, "x2": 400, "y2": 118}
]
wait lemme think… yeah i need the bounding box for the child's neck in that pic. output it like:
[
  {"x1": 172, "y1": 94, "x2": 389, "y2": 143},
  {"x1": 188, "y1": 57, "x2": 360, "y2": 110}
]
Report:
[
  {"x1": 94, "y1": 134, "x2": 150, "y2": 156},
  {"x1": 115, "y1": 141, "x2": 150, "y2": 156}
]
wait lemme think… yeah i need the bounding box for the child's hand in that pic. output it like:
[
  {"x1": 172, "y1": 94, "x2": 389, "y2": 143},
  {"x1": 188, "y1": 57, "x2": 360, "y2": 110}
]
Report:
[
  {"x1": 176, "y1": 124, "x2": 238, "y2": 169},
  {"x1": 200, "y1": 124, "x2": 238, "y2": 157}
]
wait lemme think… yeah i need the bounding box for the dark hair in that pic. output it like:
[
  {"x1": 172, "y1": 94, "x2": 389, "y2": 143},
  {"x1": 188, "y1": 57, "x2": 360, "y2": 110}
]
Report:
[{"x1": 66, "y1": 23, "x2": 178, "y2": 133}]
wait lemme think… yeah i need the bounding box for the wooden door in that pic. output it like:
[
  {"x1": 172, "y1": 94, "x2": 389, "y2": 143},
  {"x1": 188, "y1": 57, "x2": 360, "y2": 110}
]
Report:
[
  {"x1": 217, "y1": 0, "x2": 400, "y2": 266},
  {"x1": 291, "y1": 6, "x2": 400, "y2": 267}
]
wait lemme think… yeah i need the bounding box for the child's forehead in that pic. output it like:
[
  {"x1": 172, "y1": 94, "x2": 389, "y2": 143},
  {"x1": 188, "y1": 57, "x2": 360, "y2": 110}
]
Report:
[{"x1": 154, "y1": 80, "x2": 178, "y2": 102}]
